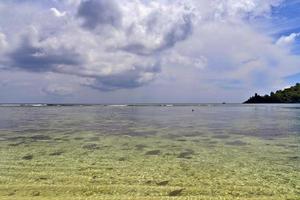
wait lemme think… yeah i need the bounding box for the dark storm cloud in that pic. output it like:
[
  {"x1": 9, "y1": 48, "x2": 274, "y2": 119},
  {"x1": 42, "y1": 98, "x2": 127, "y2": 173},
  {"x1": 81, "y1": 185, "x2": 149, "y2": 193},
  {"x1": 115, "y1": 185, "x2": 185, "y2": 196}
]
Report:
[
  {"x1": 122, "y1": 15, "x2": 193, "y2": 55},
  {"x1": 77, "y1": 0, "x2": 122, "y2": 30},
  {"x1": 8, "y1": 37, "x2": 83, "y2": 72}
]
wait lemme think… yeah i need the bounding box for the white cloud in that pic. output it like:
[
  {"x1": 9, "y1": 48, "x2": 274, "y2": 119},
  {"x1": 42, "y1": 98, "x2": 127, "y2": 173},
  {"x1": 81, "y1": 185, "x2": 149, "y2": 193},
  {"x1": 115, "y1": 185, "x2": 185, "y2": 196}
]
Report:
[
  {"x1": 163, "y1": 51, "x2": 207, "y2": 70},
  {"x1": 214, "y1": 0, "x2": 283, "y2": 18},
  {"x1": 43, "y1": 85, "x2": 74, "y2": 96},
  {"x1": 276, "y1": 32, "x2": 300, "y2": 46},
  {"x1": 63, "y1": 0, "x2": 81, "y2": 6},
  {"x1": 50, "y1": 8, "x2": 67, "y2": 17},
  {"x1": 0, "y1": 32, "x2": 7, "y2": 52},
  {"x1": 0, "y1": 32, "x2": 8, "y2": 68}
]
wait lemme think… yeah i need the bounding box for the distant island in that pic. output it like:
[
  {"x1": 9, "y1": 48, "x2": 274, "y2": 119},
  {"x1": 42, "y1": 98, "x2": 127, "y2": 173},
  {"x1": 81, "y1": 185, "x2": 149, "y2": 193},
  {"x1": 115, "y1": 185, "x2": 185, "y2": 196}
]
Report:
[{"x1": 244, "y1": 83, "x2": 300, "y2": 104}]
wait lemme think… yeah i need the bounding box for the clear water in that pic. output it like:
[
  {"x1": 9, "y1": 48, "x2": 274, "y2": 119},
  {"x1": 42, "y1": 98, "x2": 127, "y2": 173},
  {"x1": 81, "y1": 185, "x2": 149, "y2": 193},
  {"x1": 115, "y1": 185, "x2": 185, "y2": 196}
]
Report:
[
  {"x1": 0, "y1": 104, "x2": 299, "y2": 199},
  {"x1": 1, "y1": 104, "x2": 299, "y2": 137}
]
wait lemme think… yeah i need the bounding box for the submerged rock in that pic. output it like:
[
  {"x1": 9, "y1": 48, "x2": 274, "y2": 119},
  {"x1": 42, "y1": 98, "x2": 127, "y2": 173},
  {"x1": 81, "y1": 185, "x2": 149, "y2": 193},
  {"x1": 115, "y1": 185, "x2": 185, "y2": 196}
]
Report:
[
  {"x1": 226, "y1": 140, "x2": 248, "y2": 146},
  {"x1": 145, "y1": 150, "x2": 161, "y2": 155},
  {"x1": 288, "y1": 145, "x2": 298, "y2": 148},
  {"x1": 288, "y1": 156, "x2": 299, "y2": 160},
  {"x1": 31, "y1": 191, "x2": 40, "y2": 196},
  {"x1": 6, "y1": 136, "x2": 27, "y2": 141},
  {"x1": 177, "y1": 149, "x2": 194, "y2": 159},
  {"x1": 22, "y1": 155, "x2": 33, "y2": 160},
  {"x1": 157, "y1": 180, "x2": 169, "y2": 186},
  {"x1": 184, "y1": 132, "x2": 203, "y2": 137},
  {"x1": 123, "y1": 130, "x2": 157, "y2": 137},
  {"x1": 86, "y1": 137, "x2": 100, "y2": 141},
  {"x1": 168, "y1": 189, "x2": 184, "y2": 196},
  {"x1": 30, "y1": 135, "x2": 51, "y2": 141},
  {"x1": 118, "y1": 157, "x2": 126, "y2": 161},
  {"x1": 135, "y1": 144, "x2": 147, "y2": 151},
  {"x1": 9, "y1": 141, "x2": 26, "y2": 146},
  {"x1": 82, "y1": 144, "x2": 100, "y2": 150},
  {"x1": 145, "y1": 180, "x2": 153, "y2": 185},
  {"x1": 36, "y1": 177, "x2": 48, "y2": 181},
  {"x1": 7, "y1": 190, "x2": 16, "y2": 196},
  {"x1": 74, "y1": 137, "x2": 84, "y2": 140},
  {"x1": 49, "y1": 151, "x2": 64, "y2": 156},
  {"x1": 212, "y1": 134, "x2": 230, "y2": 139}
]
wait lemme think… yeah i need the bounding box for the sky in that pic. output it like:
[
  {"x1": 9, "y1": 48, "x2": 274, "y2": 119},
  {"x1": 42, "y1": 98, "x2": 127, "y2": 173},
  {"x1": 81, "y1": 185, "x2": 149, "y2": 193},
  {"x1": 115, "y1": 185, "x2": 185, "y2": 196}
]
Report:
[{"x1": 0, "y1": 0, "x2": 299, "y2": 103}]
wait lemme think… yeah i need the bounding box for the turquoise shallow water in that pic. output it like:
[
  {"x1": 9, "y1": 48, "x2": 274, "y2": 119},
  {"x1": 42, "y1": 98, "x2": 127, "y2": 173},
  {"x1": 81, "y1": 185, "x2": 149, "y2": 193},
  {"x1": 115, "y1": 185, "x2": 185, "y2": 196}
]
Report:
[{"x1": 0, "y1": 104, "x2": 299, "y2": 199}]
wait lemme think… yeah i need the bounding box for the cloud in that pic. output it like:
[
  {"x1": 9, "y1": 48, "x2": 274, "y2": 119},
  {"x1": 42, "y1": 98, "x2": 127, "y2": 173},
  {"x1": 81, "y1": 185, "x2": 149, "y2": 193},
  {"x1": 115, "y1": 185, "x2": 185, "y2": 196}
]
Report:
[
  {"x1": 276, "y1": 32, "x2": 300, "y2": 46},
  {"x1": 161, "y1": 19, "x2": 300, "y2": 94},
  {"x1": 122, "y1": 13, "x2": 193, "y2": 55},
  {"x1": 163, "y1": 51, "x2": 207, "y2": 70},
  {"x1": 50, "y1": 8, "x2": 66, "y2": 17},
  {"x1": 0, "y1": 0, "x2": 299, "y2": 102},
  {"x1": 0, "y1": 32, "x2": 7, "y2": 50},
  {"x1": 0, "y1": 79, "x2": 8, "y2": 87},
  {"x1": 2, "y1": 0, "x2": 196, "y2": 91},
  {"x1": 212, "y1": 0, "x2": 284, "y2": 20},
  {"x1": 42, "y1": 85, "x2": 74, "y2": 96},
  {"x1": 77, "y1": 0, "x2": 122, "y2": 29},
  {"x1": 8, "y1": 28, "x2": 83, "y2": 72},
  {"x1": 62, "y1": 0, "x2": 81, "y2": 6},
  {"x1": 82, "y1": 61, "x2": 160, "y2": 91},
  {"x1": 0, "y1": 32, "x2": 8, "y2": 69},
  {"x1": 6, "y1": 23, "x2": 161, "y2": 90}
]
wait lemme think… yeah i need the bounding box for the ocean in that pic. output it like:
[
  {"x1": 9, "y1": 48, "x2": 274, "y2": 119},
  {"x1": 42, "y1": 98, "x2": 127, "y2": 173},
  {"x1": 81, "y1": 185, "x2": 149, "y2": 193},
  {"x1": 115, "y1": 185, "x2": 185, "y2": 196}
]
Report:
[{"x1": 0, "y1": 104, "x2": 299, "y2": 199}]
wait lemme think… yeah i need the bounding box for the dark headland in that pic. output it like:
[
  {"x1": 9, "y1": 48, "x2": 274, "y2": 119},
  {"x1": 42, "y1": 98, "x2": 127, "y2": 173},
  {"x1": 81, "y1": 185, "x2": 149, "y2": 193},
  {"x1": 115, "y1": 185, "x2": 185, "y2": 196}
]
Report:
[{"x1": 244, "y1": 83, "x2": 300, "y2": 104}]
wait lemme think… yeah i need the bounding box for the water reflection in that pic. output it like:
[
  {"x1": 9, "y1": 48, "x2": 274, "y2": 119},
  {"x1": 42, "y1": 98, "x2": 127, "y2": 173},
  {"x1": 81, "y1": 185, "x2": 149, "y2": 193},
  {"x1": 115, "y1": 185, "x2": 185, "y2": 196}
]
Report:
[{"x1": 0, "y1": 104, "x2": 299, "y2": 139}]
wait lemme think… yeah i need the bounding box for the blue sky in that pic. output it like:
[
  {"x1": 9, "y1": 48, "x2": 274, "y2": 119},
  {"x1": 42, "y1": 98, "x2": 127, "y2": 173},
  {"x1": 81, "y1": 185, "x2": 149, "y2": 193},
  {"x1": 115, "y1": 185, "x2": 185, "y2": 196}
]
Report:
[
  {"x1": 270, "y1": 0, "x2": 300, "y2": 84},
  {"x1": 0, "y1": 0, "x2": 299, "y2": 103},
  {"x1": 271, "y1": 0, "x2": 300, "y2": 85},
  {"x1": 271, "y1": 0, "x2": 300, "y2": 51}
]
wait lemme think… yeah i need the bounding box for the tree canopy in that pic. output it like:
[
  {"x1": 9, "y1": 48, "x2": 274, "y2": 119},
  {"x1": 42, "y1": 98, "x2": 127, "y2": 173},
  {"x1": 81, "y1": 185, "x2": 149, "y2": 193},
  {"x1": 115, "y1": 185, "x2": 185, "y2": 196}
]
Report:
[{"x1": 244, "y1": 83, "x2": 300, "y2": 103}]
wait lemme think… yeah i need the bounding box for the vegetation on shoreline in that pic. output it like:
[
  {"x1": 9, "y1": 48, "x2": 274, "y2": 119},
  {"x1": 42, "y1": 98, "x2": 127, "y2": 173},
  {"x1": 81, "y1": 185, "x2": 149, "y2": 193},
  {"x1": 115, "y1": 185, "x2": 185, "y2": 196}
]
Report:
[{"x1": 244, "y1": 83, "x2": 300, "y2": 103}]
